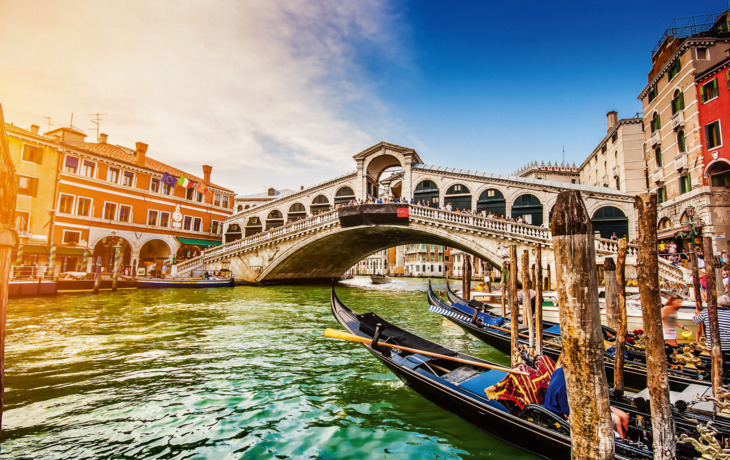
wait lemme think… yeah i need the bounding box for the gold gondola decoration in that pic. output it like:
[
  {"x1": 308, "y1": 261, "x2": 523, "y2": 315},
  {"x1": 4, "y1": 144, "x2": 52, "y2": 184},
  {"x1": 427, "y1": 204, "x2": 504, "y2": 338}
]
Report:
[{"x1": 678, "y1": 422, "x2": 730, "y2": 458}]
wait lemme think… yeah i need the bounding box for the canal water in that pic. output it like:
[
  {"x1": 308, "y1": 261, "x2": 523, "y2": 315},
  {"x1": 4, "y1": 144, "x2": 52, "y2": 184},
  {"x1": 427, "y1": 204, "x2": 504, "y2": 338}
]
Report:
[{"x1": 3, "y1": 277, "x2": 536, "y2": 459}]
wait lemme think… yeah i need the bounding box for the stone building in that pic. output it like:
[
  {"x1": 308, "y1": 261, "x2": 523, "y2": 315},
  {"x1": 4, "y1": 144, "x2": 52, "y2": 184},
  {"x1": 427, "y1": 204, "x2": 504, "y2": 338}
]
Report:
[{"x1": 514, "y1": 161, "x2": 579, "y2": 184}]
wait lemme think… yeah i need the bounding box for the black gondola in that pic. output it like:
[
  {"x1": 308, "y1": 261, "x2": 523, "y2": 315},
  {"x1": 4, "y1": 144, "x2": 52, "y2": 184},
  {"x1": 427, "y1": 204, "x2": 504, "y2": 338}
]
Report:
[
  {"x1": 329, "y1": 286, "x2": 657, "y2": 459},
  {"x1": 432, "y1": 282, "x2": 718, "y2": 391}
]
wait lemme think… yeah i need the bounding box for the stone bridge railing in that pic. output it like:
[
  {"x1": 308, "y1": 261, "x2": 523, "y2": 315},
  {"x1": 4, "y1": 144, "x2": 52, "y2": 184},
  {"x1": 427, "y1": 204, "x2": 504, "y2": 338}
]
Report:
[{"x1": 173, "y1": 204, "x2": 686, "y2": 284}]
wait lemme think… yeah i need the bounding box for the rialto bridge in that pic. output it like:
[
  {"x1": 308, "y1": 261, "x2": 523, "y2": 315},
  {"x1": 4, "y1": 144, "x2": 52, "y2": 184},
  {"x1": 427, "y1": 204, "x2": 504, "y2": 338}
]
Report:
[{"x1": 173, "y1": 142, "x2": 688, "y2": 284}]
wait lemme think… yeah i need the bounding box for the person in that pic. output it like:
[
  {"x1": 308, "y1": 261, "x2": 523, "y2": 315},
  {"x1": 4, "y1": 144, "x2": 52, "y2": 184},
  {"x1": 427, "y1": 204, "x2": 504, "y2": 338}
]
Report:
[
  {"x1": 662, "y1": 295, "x2": 689, "y2": 347},
  {"x1": 693, "y1": 295, "x2": 730, "y2": 361},
  {"x1": 610, "y1": 232, "x2": 618, "y2": 241},
  {"x1": 544, "y1": 366, "x2": 628, "y2": 438}
]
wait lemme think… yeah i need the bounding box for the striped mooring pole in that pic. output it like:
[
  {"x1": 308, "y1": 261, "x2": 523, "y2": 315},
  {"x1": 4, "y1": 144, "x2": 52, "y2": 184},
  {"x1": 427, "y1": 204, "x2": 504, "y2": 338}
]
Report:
[
  {"x1": 82, "y1": 248, "x2": 90, "y2": 273},
  {"x1": 14, "y1": 244, "x2": 22, "y2": 277},
  {"x1": 49, "y1": 243, "x2": 56, "y2": 278}
]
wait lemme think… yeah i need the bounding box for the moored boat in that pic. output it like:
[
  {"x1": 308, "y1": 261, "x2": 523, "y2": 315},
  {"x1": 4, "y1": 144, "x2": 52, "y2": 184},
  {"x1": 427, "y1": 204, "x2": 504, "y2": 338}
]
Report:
[
  {"x1": 137, "y1": 277, "x2": 234, "y2": 288},
  {"x1": 327, "y1": 286, "x2": 711, "y2": 459},
  {"x1": 56, "y1": 272, "x2": 138, "y2": 293},
  {"x1": 8, "y1": 279, "x2": 57, "y2": 297},
  {"x1": 370, "y1": 274, "x2": 391, "y2": 284}
]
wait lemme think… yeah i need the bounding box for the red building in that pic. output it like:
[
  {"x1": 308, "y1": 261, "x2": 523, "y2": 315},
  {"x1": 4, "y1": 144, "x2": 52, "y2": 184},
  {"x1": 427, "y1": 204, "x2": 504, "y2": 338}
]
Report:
[{"x1": 696, "y1": 58, "x2": 730, "y2": 241}]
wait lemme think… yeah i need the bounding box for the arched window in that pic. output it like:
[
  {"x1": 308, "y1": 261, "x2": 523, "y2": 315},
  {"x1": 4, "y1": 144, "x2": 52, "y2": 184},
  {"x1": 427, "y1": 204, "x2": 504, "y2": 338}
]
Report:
[
  {"x1": 310, "y1": 195, "x2": 330, "y2": 214},
  {"x1": 444, "y1": 184, "x2": 471, "y2": 210},
  {"x1": 651, "y1": 112, "x2": 661, "y2": 132},
  {"x1": 671, "y1": 90, "x2": 685, "y2": 114},
  {"x1": 414, "y1": 180, "x2": 439, "y2": 207},
  {"x1": 237, "y1": 205, "x2": 243, "y2": 212},
  {"x1": 591, "y1": 206, "x2": 628, "y2": 239},
  {"x1": 265, "y1": 210, "x2": 284, "y2": 230},
  {"x1": 334, "y1": 186, "x2": 355, "y2": 206},
  {"x1": 244, "y1": 217, "x2": 262, "y2": 237},
  {"x1": 476, "y1": 189, "x2": 506, "y2": 216},
  {"x1": 511, "y1": 194, "x2": 543, "y2": 226},
  {"x1": 655, "y1": 147, "x2": 663, "y2": 167},
  {"x1": 658, "y1": 218, "x2": 673, "y2": 230},
  {"x1": 224, "y1": 223, "x2": 242, "y2": 243},
  {"x1": 287, "y1": 203, "x2": 306, "y2": 222},
  {"x1": 677, "y1": 130, "x2": 686, "y2": 153},
  {"x1": 244, "y1": 205, "x2": 250, "y2": 210}
]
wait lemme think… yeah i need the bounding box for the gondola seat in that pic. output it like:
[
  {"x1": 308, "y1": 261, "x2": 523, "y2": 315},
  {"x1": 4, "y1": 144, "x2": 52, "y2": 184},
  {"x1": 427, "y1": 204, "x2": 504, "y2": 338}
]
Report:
[
  {"x1": 521, "y1": 404, "x2": 570, "y2": 436},
  {"x1": 544, "y1": 324, "x2": 561, "y2": 335}
]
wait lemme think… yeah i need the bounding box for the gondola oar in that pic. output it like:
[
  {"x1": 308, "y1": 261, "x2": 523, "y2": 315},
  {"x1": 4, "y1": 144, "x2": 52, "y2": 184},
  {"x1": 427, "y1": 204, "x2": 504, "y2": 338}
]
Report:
[
  {"x1": 324, "y1": 328, "x2": 529, "y2": 376},
  {"x1": 487, "y1": 323, "x2": 530, "y2": 339}
]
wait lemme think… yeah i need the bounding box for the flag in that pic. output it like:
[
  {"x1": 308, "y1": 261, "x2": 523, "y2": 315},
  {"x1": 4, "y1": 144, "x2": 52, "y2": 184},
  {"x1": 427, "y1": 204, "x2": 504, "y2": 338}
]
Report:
[
  {"x1": 195, "y1": 181, "x2": 211, "y2": 196},
  {"x1": 161, "y1": 172, "x2": 177, "y2": 187},
  {"x1": 178, "y1": 174, "x2": 190, "y2": 188}
]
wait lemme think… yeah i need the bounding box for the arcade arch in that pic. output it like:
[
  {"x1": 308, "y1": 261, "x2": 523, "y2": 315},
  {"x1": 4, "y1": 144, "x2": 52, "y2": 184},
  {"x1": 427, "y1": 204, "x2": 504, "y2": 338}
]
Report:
[
  {"x1": 334, "y1": 186, "x2": 355, "y2": 206},
  {"x1": 311, "y1": 195, "x2": 330, "y2": 214},
  {"x1": 414, "y1": 180, "x2": 439, "y2": 206},
  {"x1": 245, "y1": 217, "x2": 263, "y2": 237},
  {"x1": 511, "y1": 194, "x2": 543, "y2": 226},
  {"x1": 444, "y1": 183, "x2": 471, "y2": 210},
  {"x1": 266, "y1": 210, "x2": 285, "y2": 230},
  {"x1": 591, "y1": 206, "x2": 629, "y2": 239},
  {"x1": 287, "y1": 203, "x2": 306, "y2": 222},
  {"x1": 225, "y1": 223, "x2": 243, "y2": 243},
  {"x1": 476, "y1": 188, "x2": 505, "y2": 216},
  {"x1": 139, "y1": 239, "x2": 171, "y2": 275},
  {"x1": 92, "y1": 235, "x2": 132, "y2": 275}
]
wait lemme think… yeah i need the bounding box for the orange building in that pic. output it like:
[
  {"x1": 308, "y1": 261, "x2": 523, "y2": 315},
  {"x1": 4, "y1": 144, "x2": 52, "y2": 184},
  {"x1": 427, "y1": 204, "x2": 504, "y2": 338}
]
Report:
[{"x1": 8, "y1": 123, "x2": 235, "y2": 277}]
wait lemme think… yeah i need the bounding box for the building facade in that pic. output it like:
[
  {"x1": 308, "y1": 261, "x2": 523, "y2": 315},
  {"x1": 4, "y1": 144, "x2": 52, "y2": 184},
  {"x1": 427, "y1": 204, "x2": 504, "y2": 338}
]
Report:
[
  {"x1": 637, "y1": 11, "x2": 730, "y2": 249},
  {"x1": 515, "y1": 161, "x2": 580, "y2": 184},
  {"x1": 8, "y1": 122, "x2": 235, "y2": 277},
  {"x1": 404, "y1": 244, "x2": 448, "y2": 277}
]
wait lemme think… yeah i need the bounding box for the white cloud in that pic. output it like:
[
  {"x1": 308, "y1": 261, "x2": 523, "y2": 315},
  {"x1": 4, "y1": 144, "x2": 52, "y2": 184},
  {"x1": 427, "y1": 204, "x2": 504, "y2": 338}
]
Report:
[{"x1": 0, "y1": 0, "x2": 409, "y2": 193}]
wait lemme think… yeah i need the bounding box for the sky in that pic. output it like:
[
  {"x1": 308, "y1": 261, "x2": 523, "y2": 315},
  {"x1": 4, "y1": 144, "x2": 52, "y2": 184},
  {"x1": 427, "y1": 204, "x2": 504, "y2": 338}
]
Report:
[{"x1": 1, "y1": 1, "x2": 728, "y2": 195}]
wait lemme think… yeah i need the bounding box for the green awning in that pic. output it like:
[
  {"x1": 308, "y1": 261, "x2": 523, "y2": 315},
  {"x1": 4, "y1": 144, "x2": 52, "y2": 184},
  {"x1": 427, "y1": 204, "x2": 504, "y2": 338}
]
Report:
[{"x1": 177, "y1": 237, "x2": 222, "y2": 248}]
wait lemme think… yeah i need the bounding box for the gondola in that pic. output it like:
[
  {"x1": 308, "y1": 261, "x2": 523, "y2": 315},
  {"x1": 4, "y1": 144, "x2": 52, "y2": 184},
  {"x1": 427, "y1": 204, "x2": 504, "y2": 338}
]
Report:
[
  {"x1": 329, "y1": 286, "x2": 658, "y2": 459},
  {"x1": 430, "y1": 282, "x2": 719, "y2": 391},
  {"x1": 137, "y1": 277, "x2": 234, "y2": 288}
]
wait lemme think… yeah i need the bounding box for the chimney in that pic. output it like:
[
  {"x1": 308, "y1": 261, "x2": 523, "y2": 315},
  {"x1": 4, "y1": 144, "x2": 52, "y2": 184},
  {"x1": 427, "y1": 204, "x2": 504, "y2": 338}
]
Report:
[
  {"x1": 202, "y1": 165, "x2": 212, "y2": 183},
  {"x1": 300, "y1": 186, "x2": 304, "y2": 190},
  {"x1": 606, "y1": 111, "x2": 618, "y2": 132},
  {"x1": 268, "y1": 187, "x2": 275, "y2": 196},
  {"x1": 135, "y1": 142, "x2": 148, "y2": 167},
  {"x1": 99, "y1": 133, "x2": 108, "y2": 144},
  {"x1": 29, "y1": 124, "x2": 39, "y2": 134}
]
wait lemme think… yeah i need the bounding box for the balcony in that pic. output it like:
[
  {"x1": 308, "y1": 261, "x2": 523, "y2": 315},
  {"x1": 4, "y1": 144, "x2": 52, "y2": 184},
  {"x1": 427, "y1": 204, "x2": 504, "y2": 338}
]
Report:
[
  {"x1": 650, "y1": 130, "x2": 661, "y2": 147},
  {"x1": 612, "y1": 165, "x2": 620, "y2": 178},
  {"x1": 652, "y1": 168, "x2": 665, "y2": 184},
  {"x1": 670, "y1": 111, "x2": 685, "y2": 130},
  {"x1": 674, "y1": 153, "x2": 687, "y2": 172}
]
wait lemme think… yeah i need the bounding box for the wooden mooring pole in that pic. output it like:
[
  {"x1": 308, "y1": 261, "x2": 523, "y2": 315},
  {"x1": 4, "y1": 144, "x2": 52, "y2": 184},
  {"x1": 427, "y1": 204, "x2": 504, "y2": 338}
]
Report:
[
  {"x1": 550, "y1": 191, "x2": 614, "y2": 459},
  {"x1": 703, "y1": 237, "x2": 722, "y2": 396},
  {"x1": 501, "y1": 263, "x2": 507, "y2": 319},
  {"x1": 0, "y1": 104, "x2": 18, "y2": 437},
  {"x1": 635, "y1": 194, "x2": 675, "y2": 459},
  {"x1": 615, "y1": 239, "x2": 628, "y2": 394},
  {"x1": 462, "y1": 254, "x2": 471, "y2": 301},
  {"x1": 603, "y1": 258, "x2": 618, "y2": 330},
  {"x1": 509, "y1": 245, "x2": 518, "y2": 367},
  {"x1": 545, "y1": 264, "x2": 551, "y2": 291},
  {"x1": 535, "y1": 245, "x2": 543, "y2": 355},
  {"x1": 521, "y1": 250, "x2": 534, "y2": 347}
]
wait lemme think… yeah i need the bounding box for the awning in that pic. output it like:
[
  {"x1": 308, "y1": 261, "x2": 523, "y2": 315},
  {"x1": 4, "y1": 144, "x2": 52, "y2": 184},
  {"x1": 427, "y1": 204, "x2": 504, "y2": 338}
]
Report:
[
  {"x1": 176, "y1": 237, "x2": 222, "y2": 248},
  {"x1": 657, "y1": 227, "x2": 681, "y2": 240},
  {"x1": 19, "y1": 245, "x2": 50, "y2": 255},
  {"x1": 56, "y1": 247, "x2": 87, "y2": 256}
]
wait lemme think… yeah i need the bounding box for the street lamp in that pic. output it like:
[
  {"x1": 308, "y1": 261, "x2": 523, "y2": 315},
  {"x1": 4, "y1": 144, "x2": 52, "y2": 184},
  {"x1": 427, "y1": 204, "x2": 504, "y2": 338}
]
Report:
[{"x1": 681, "y1": 212, "x2": 703, "y2": 310}]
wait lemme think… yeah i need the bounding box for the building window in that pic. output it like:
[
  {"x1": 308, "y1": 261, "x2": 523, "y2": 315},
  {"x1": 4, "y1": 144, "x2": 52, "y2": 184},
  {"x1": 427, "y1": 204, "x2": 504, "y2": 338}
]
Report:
[
  {"x1": 655, "y1": 147, "x2": 663, "y2": 167},
  {"x1": 211, "y1": 221, "x2": 220, "y2": 234},
  {"x1": 186, "y1": 188, "x2": 195, "y2": 200},
  {"x1": 21, "y1": 144, "x2": 43, "y2": 164},
  {"x1": 159, "y1": 212, "x2": 170, "y2": 227},
  {"x1": 195, "y1": 191, "x2": 203, "y2": 202},
  {"x1": 103, "y1": 202, "x2": 117, "y2": 220},
  {"x1": 697, "y1": 47, "x2": 709, "y2": 60},
  {"x1": 77, "y1": 197, "x2": 92, "y2": 217},
  {"x1": 58, "y1": 194, "x2": 74, "y2": 213},
  {"x1": 214, "y1": 193, "x2": 221, "y2": 206},
  {"x1": 63, "y1": 155, "x2": 79, "y2": 173},
  {"x1": 162, "y1": 183, "x2": 172, "y2": 195},
  {"x1": 222, "y1": 195, "x2": 229, "y2": 208},
  {"x1": 616, "y1": 177, "x2": 620, "y2": 190},
  {"x1": 706, "y1": 120, "x2": 722, "y2": 149},
  {"x1": 701, "y1": 78, "x2": 719, "y2": 103},
  {"x1": 671, "y1": 90, "x2": 684, "y2": 114},
  {"x1": 150, "y1": 178, "x2": 160, "y2": 193},
  {"x1": 108, "y1": 167, "x2": 120, "y2": 183},
  {"x1": 81, "y1": 160, "x2": 96, "y2": 178},
  {"x1": 657, "y1": 186, "x2": 667, "y2": 203},
  {"x1": 601, "y1": 144, "x2": 607, "y2": 153},
  {"x1": 677, "y1": 130, "x2": 686, "y2": 153},
  {"x1": 183, "y1": 216, "x2": 192, "y2": 230},
  {"x1": 668, "y1": 59, "x2": 681, "y2": 81},
  {"x1": 14, "y1": 211, "x2": 29, "y2": 232},
  {"x1": 147, "y1": 210, "x2": 158, "y2": 226},
  {"x1": 119, "y1": 205, "x2": 131, "y2": 222},
  {"x1": 193, "y1": 217, "x2": 202, "y2": 232},
  {"x1": 122, "y1": 171, "x2": 134, "y2": 187},
  {"x1": 647, "y1": 86, "x2": 658, "y2": 103},
  {"x1": 651, "y1": 112, "x2": 661, "y2": 132},
  {"x1": 62, "y1": 230, "x2": 81, "y2": 245},
  {"x1": 18, "y1": 175, "x2": 38, "y2": 197},
  {"x1": 680, "y1": 174, "x2": 691, "y2": 194},
  {"x1": 611, "y1": 132, "x2": 618, "y2": 143}
]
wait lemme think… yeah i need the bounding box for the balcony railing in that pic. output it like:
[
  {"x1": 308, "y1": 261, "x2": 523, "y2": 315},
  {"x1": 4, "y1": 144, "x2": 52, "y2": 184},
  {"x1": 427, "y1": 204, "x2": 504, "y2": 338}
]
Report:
[
  {"x1": 674, "y1": 153, "x2": 688, "y2": 172},
  {"x1": 671, "y1": 111, "x2": 685, "y2": 130},
  {"x1": 652, "y1": 168, "x2": 665, "y2": 183},
  {"x1": 650, "y1": 131, "x2": 661, "y2": 147}
]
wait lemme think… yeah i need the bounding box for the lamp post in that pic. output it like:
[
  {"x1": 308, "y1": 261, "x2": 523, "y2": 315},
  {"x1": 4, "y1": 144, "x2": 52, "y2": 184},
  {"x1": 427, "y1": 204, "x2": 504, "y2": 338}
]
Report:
[
  {"x1": 499, "y1": 245, "x2": 509, "y2": 318},
  {"x1": 681, "y1": 208, "x2": 704, "y2": 314}
]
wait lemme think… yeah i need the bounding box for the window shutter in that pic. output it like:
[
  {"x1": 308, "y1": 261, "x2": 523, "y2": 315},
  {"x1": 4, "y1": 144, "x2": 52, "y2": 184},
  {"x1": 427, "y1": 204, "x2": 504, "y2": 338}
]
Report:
[
  {"x1": 35, "y1": 147, "x2": 43, "y2": 164},
  {"x1": 31, "y1": 177, "x2": 38, "y2": 197}
]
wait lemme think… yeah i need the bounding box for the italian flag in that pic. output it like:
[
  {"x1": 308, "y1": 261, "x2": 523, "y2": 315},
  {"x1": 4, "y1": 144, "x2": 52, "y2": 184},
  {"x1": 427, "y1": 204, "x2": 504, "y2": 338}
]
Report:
[{"x1": 178, "y1": 174, "x2": 190, "y2": 188}]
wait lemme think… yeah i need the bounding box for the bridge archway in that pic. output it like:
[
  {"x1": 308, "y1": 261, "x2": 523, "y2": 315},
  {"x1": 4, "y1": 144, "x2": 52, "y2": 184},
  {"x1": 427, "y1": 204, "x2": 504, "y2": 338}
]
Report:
[
  {"x1": 311, "y1": 195, "x2": 330, "y2": 214},
  {"x1": 245, "y1": 217, "x2": 262, "y2": 237},
  {"x1": 591, "y1": 206, "x2": 628, "y2": 239},
  {"x1": 476, "y1": 188, "x2": 505, "y2": 216},
  {"x1": 414, "y1": 180, "x2": 439, "y2": 207},
  {"x1": 334, "y1": 186, "x2": 355, "y2": 206},
  {"x1": 266, "y1": 210, "x2": 285, "y2": 230},
  {"x1": 444, "y1": 183, "x2": 472, "y2": 211},
  {"x1": 512, "y1": 194, "x2": 543, "y2": 226},
  {"x1": 287, "y1": 203, "x2": 306, "y2": 222},
  {"x1": 225, "y1": 223, "x2": 242, "y2": 243}
]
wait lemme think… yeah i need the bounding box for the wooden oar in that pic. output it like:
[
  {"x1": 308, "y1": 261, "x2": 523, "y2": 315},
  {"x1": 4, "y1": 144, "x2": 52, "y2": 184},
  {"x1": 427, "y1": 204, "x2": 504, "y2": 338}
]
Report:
[
  {"x1": 487, "y1": 323, "x2": 530, "y2": 339},
  {"x1": 324, "y1": 328, "x2": 529, "y2": 376}
]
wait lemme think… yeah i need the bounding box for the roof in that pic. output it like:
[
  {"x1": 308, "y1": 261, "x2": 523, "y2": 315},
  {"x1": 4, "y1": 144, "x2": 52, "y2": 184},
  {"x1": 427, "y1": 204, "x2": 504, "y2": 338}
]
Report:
[
  {"x1": 236, "y1": 189, "x2": 297, "y2": 200},
  {"x1": 352, "y1": 141, "x2": 423, "y2": 164},
  {"x1": 70, "y1": 141, "x2": 234, "y2": 193}
]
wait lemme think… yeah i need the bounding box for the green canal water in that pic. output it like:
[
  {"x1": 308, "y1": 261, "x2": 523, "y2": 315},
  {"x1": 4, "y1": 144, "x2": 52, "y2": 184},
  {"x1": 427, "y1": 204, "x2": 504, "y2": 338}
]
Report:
[{"x1": 2, "y1": 277, "x2": 537, "y2": 459}]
